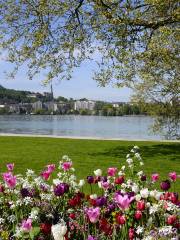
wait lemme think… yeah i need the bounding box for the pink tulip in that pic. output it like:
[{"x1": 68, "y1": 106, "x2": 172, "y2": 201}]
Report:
[
  {"x1": 21, "y1": 219, "x2": 32, "y2": 232},
  {"x1": 115, "y1": 193, "x2": 134, "y2": 210},
  {"x1": 169, "y1": 172, "x2": 177, "y2": 181},
  {"x1": 62, "y1": 162, "x2": 72, "y2": 171},
  {"x1": 107, "y1": 167, "x2": 117, "y2": 177},
  {"x1": 47, "y1": 164, "x2": 55, "y2": 173},
  {"x1": 151, "y1": 173, "x2": 159, "y2": 182},
  {"x1": 6, "y1": 163, "x2": 14, "y2": 171},
  {"x1": 41, "y1": 170, "x2": 51, "y2": 181},
  {"x1": 101, "y1": 181, "x2": 110, "y2": 189},
  {"x1": 2, "y1": 172, "x2": 17, "y2": 188},
  {"x1": 86, "y1": 207, "x2": 100, "y2": 223}
]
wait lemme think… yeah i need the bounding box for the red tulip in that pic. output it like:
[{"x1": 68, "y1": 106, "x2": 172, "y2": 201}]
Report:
[
  {"x1": 69, "y1": 213, "x2": 76, "y2": 219},
  {"x1": 115, "y1": 176, "x2": 124, "y2": 185},
  {"x1": 100, "y1": 218, "x2": 112, "y2": 235},
  {"x1": 40, "y1": 223, "x2": 51, "y2": 234},
  {"x1": 169, "y1": 193, "x2": 178, "y2": 204},
  {"x1": 135, "y1": 210, "x2": 142, "y2": 220},
  {"x1": 167, "y1": 215, "x2": 177, "y2": 225},
  {"x1": 136, "y1": 200, "x2": 145, "y2": 211},
  {"x1": 116, "y1": 214, "x2": 126, "y2": 225},
  {"x1": 0, "y1": 184, "x2": 4, "y2": 193},
  {"x1": 129, "y1": 228, "x2": 135, "y2": 240}
]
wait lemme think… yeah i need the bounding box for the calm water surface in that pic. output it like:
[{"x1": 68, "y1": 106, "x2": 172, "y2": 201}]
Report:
[{"x1": 0, "y1": 115, "x2": 163, "y2": 140}]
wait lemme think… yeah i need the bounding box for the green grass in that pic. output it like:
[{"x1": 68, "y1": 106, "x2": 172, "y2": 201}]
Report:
[{"x1": 0, "y1": 136, "x2": 179, "y2": 192}]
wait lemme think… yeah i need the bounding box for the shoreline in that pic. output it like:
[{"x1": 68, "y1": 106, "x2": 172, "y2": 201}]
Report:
[{"x1": 0, "y1": 133, "x2": 179, "y2": 142}]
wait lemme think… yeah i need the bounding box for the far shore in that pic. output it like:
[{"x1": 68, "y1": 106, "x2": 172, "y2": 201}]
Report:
[{"x1": 0, "y1": 133, "x2": 179, "y2": 142}]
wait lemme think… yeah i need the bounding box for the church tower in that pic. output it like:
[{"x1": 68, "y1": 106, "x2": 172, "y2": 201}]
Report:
[{"x1": 50, "y1": 80, "x2": 54, "y2": 101}]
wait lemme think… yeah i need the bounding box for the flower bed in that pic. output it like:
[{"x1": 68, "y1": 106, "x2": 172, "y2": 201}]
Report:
[{"x1": 0, "y1": 146, "x2": 179, "y2": 240}]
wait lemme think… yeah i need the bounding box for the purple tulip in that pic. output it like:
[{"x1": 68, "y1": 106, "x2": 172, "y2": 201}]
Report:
[
  {"x1": 108, "y1": 203, "x2": 116, "y2": 211},
  {"x1": 96, "y1": 196, "x2": 107, "y2": 207},
  {"x1": 160, "y1": 180, "x2": 171, "y2": 191},
  {"x1": 127, "y1": 192, "x2": 135, "y2": 198},
  {"x1": 21, "y1": 188, "x2": 30, "y2": 198},
  {"x1": 114, "y1": 193, "x2": 134, "y2": 210},
  {"x1": 86, "y1": 207, "x2": 100, "y2": 223},
  {"x1": 54, "y1": 183, "x2": 69, "y2": 196},
  {"x1": 141, "y1": 175, "x2": 147, "y2": 181},
  {"x1": 87, "y1": 176, "x2": 94, "y2": 184},
  {"x1": 101, "y1": 176, "x2": 107, "y2": 182}
]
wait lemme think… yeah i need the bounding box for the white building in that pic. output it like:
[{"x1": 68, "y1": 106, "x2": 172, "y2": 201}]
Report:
[
  {"x1": 44, "y1": 102, "x2": 58, "y2": 112},
  {"x1": 74, "y1": 100, "x2": 96, "y2": 111},
  {"x1": 32, "y1": 101, "x2": 43, "y2": 111}
]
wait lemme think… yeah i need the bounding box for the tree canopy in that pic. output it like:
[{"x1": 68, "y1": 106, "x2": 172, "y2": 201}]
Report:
[
  {"x1": 0, "y1": 0, "x2": 179, "y2": 138},
  {"x1": 0, "y1": 1, "x2": 178, "y2": 83}
]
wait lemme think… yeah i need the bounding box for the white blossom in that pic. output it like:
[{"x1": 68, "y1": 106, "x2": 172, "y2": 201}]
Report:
[
  {"x1": 26, "y1": 169, "x2": 35, "y2": 177},
  {"x1": 140, "y1": 188, "x2": 149, "y2": 198},
  {"x1": 136, "y1": 226, "x2": 144, "y2": 235},
  {"x1": 135, "y1": 152, "x2": 142, "y2": 160},
  {"x1": 149, "y1": 204, "x2": 159, "y2": 214},
  {"x1": 135, "y1": 194, "x2": 142, "y2": 201},
  {"x1": 118, "y1": 171, "x2": 124, "y2": 176},
  {"x1": 126, "y1": 158, "x2": 133, "y2": 165},
  {"x1": 132, "y1": 184, "x2": 139, "y2": 193},
  {"x1": 137, "y1": 171, "x2": 144, "y2": 177},
  {"x1": 52, "y1": 222, "x2": 67, "y2": 240},
  {"x1": 29, "y1": 208, "x2": 39, "y2": 220},
  {"x1": 53, "y1": 179, "x2": 62, "y2": 185},
  {"x1": 121, "y1": 165, "x2": 126, "y2": 171}
]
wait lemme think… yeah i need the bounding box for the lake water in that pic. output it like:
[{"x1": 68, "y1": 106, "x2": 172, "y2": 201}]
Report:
[{"x1": 0, "y1": 115, "x2": 163, "y2": 140}]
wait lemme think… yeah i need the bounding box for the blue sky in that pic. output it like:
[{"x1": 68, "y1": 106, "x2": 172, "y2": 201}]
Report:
[{"x1": 0, "y1": 57, "x2": 132, "y2": 102}]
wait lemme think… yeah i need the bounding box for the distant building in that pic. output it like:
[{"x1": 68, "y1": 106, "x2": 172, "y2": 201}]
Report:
[
  {"x1": 44, "y1": 102, "x2": 57, "y2": 112},
  {"x1": 112, "y1": 102, "x2": 127, "y2": 107},
  {"x1": 32, "y1": 101, "x2": 43, "y2": 111},
  {"x1": 112, "y1": 103, "x2": 119, "y2": 108},
  {"x1": 57, "y1": 102, "x2": 71, "y2": 114},
  {"x1": 8, "y1": 104, "x2": 20, "y2": 113},
  {"x1": 74, "y1": 100, "x2": 96, "y2": 111},
  {"x1": 27, "y1": 93, "x2": 37, "y2": 98},
  {"x1": 20, "y1": 103, "x2": 32, "y2": 113}
]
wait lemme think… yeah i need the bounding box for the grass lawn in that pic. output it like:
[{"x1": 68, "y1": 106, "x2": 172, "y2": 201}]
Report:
[{"x1": 0, "y1": 136, "x2": 179, "y2": 192}]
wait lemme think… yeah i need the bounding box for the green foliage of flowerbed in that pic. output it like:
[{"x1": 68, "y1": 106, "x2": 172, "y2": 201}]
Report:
[{"x1": 0, "y1": 137, "x2": 179, "y2": 192}]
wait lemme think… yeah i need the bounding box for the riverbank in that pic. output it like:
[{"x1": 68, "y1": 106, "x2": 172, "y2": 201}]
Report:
[
  {"x1": 0, "y1": 136, "x2": 179, "y2": 192},
  {"x1": 0, "y1": 133, "x2": 179, "y2": 142}
]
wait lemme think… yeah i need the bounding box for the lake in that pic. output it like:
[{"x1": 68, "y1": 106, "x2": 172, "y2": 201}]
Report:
[{"x1": 0, "y1": 115, "x2": 164, "y2": 140}]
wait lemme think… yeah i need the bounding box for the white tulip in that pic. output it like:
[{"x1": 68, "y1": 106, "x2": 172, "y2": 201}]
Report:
[
  {"x1": 132, "y1": 184, "x2": 139, "y2": 193},
  {"x1": 94, "y1": 169, "x2": 102, "y2": 176},
  {"x1": 98, "y1": 181, "x2": 102, "y2": 188},
  {"x1": 79, "y1": 179, "x2": 85, "y2": 187},
  {"x1": 52, "y1": 223, "x2": 67, "y2": 240},
  {"x1": 140, "y1": 188, "x2": 149, "y2": 198}
]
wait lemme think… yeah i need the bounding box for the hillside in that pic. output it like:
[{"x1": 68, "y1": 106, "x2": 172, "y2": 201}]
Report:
[{"x1": 0, "y1": 86, "x2": 51, "y2": 104}]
